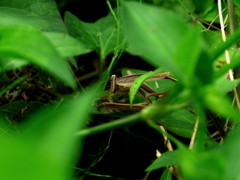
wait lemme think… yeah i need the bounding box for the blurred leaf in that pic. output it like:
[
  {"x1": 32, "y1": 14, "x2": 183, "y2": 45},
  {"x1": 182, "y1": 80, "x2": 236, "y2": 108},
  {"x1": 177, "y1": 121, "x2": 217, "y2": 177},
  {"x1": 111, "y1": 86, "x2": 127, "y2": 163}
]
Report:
[
  {"x1": 121, "y1": 1, "x2": 189, "y2": 77},
  {"x1": 203, "y1": 31, "x2": 223, "y2": 53},
  {"x1": 146, "y1": 150, "x2": 180, "y2": 171},
  {"x1": 0, "y1": 59, "x2": 27, "y2": 72},
  {"x1": 201, "y1": 85, "x2": 240, "y2": 121},
  {"x1": 0, "y1": 88, "x2": 99, "y2": 180},
  {"x1": 160, "y1": 168, "x2": 172, "y2": 180},
  {"x1": 192, "y1": 0, "x2": 214, "y2": 15},
  {"x1": 129, "y1": 68, "x2": 165, "y2": 105},
  {"x1": 211, "y1": 28, "x2": 240, "y2": 61},
  {"x1": 180, "y1": 149, "x2": 226, "y2": 180},
  {"x1": 221, "y1": 123, "x2": 240, "y2": 179},
  {"x1": 0, "y1": 100, "x2": 28, "y2": 121},
  {"x1": 0, "y1": 24, "x2": 76, "y2": 88},
  {"x1": 65, "y1": 11, "x2": 123, "y2": 61},
  {"x1": 0, "y1": 0, "x2": 67, "y2": 33},
  {"x1": 160, "y1": 108, "x2": 196, "y2": 138},
  {"x1": 174, "y1": 28, "x2": 201, "y2": 83},
  {"x1": 194, "y1": 50, "x2": 213, "y2": 84},
  {"x1": 214, "y1": 76, "x2": 240, "y2": 94},
  {"x1": 213, "y1": 50, "x2": 240, "y2": 79},
  {"x1": 235, "y1": 0, "x2": 240, "y2": 7}
]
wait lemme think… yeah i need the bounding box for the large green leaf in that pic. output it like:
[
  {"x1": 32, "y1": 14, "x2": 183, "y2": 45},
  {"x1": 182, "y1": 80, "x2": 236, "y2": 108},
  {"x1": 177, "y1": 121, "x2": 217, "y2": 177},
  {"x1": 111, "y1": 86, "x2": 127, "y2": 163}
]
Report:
[
  {"x1": 0, "y1": 24, "x2": 76, "y2": 88},
  {"x1": 65, "y1": 11, "x2": 123, "y2": 61},
  {"x1": 121, "y1": 1, "x2": 189, "y2": 77},
  {"x1": 0, "y1": 88, "x2": 99, "y2": 180},
  {"x1": 0, "y1": 0, "x2": 67, "y2": 33}
]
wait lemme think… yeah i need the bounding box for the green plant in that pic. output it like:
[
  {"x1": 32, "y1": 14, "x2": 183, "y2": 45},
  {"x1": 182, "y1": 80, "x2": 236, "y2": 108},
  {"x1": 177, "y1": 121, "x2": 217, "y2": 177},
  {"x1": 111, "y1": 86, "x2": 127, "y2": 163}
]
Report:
[{"x1": 1, "y1": 0, "x2": 240, "y2": 180}]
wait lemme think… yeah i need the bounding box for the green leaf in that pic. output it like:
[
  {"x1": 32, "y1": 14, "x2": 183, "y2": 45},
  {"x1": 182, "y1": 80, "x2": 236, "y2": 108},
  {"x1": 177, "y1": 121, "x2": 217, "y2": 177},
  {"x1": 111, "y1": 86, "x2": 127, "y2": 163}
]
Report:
[
  {"x1": 201, "y1": 85, "x2": 240, "y2": 121},
  {"x1": 192, "y1": 0, "x2": 215, "y2": 15},
  {"x1": 0, "y1": 88, "x2": 99, "y2": 180},
  {"x1": 160, "y1": 108, "x2": 196, "y2": 138},
  {"x1": 0, "y1": 101, "x2": 28, "y2": 122},
  {"x1": 174, "y1": 28, "x2": 201, "y2": 83},
  {"x1": 65, "y1": 11, "x2": 123, "y2": 61},
  {"x1": 194, "y1": 50, "x2": 213, "y2": 85},
  {"x1": 203, "y1": 31, "x2": 223, "y2": 53},
  {"x1": 160, "y1": 168, "x2": 172, "y2": 180},
  {"x1": 43, "y1": 32, "x2": 92, "y2": 67},
  {"x1": 121, "y1": 1, "x2": 189, "y2": 76},
  {"x1": 0, "y1": 24, "x2": 76, "y2": 88},
  {"x1": 0, "y1": 59, "x2": 27, "y2": 72},
  {"x1": 211, "y1": 28, "x2": 240, "y2": 61},
  {"x1": 213, "y1": 50, "x2": 240, "y2": 79},
  {"x1": 129, "y1": 68, "x2": 166, "y2": 105},
  {"x1": 146, "y1": 150, "x2": 180, "y2": 171},
  {"x1": 214, "y1": 76, "x2": 240, "y2": 94},
  {"x1": 0, "y1": 0, "x2": 68, "y2": 33},
  {"x1": 221, "y1": 123, "x2": 240, "y2": 179},
  {"x1": 235, "y1": 0, "x2": 240, "y2": 7},
  {"x1": 180, "y1": 149, "x2": 226, "y2": 180}
]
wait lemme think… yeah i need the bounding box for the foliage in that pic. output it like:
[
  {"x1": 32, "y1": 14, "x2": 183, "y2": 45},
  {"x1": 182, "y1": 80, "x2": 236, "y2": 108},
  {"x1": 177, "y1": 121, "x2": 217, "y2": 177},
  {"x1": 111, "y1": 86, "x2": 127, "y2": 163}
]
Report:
[{"x1": 1, "y1": 0, "x2": 240, "y2": 180}]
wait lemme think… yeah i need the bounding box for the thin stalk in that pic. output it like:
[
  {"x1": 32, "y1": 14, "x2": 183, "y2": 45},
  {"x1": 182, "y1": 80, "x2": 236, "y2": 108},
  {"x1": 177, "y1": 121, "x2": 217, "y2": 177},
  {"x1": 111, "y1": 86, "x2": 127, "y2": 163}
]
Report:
[
  {"x1": 228, "y1": 0, "x2": 237, "y2": 36},
  {"x1": 75, "y1": 113, "x2": 142, "y2": 137},
  {"x1": 219, "y1": 0, "x2": 240, "y2": 109},
  {"x1": 177, "y1": 0, "x2": 207, "y2": 29},
  {"x1": 0, "y1": 75, "x2": 26, "y2": 96},
  {"x1": 227, "y1": 0, "x2": 240, "y2": 108}
]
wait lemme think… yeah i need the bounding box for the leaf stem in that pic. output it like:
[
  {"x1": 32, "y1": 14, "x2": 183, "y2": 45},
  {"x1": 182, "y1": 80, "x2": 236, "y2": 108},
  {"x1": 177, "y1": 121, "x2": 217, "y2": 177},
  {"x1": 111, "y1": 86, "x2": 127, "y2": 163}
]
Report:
[{"x1": 75, "y1": 112, "x2": 142, "y2": 137}]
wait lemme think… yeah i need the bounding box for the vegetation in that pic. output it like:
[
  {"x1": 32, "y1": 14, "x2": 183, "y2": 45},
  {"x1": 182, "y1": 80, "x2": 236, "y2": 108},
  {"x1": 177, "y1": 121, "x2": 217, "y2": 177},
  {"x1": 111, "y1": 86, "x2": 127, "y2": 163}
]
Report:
[{"x1": 1, "y1": 0, "x2": 240, "y2": 179}]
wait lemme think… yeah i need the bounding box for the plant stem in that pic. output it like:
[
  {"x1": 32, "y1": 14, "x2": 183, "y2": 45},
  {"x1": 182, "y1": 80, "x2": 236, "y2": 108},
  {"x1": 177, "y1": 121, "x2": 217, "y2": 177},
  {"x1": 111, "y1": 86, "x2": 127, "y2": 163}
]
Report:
[
  {"x1": 75, "y1": 112, "x2": 142, "y2": 137},
  {"x1": 228, "y1": 0, "x2": 240, "y2": 106},
  {"x1": 228, "y1": 0, "x2": 237, "y2": 36},
  {"x1": 0, "y1": 75, "x2": 26, "y2": 96}
]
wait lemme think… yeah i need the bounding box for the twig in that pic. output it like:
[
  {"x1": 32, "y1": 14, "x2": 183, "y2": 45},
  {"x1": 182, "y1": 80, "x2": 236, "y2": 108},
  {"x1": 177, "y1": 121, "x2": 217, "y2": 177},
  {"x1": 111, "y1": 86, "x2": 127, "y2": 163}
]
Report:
[
  {"x1": 189, "y1": 117, "x2": 199, "y2": 149},
  {"x1": 207, "y1": 7, "x2": 227, "y2": 30}
]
